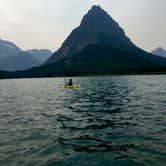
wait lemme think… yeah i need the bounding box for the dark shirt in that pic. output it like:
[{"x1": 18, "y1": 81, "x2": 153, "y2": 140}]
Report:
[{"x1": 68, "y1": 80, "x2": 73, "y2": 86}]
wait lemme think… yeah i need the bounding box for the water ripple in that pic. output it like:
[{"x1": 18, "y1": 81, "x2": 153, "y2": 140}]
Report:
[{"x1": 0, "y1": 76, "x2": 166, "y2": 166}]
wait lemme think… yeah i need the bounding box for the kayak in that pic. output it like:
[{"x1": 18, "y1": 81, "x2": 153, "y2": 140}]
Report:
[{"x1": 58, "y1": 84, "x2": 80, "y2": 89}]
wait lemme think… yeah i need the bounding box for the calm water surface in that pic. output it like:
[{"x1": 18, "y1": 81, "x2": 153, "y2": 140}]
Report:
[{"x1": 0, "y1": 76, "x2": 166, "y2": 166}]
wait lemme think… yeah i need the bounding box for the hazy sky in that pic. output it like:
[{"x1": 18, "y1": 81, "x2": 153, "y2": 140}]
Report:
[{"x1": 0, "y1": 0, "x2": 166, "y2": 52}]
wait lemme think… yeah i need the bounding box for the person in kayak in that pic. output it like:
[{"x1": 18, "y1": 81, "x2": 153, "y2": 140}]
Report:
[{"x1": 68, "y1": 78, "x2": 73, "y2": 86}]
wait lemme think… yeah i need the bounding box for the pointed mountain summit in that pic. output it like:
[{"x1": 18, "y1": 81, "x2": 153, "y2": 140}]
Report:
[
  {"x1": 80, "y1": 5, "x2": 128, "y2": 39},
  {"x1": 46, "y1": 5, "x2": 136, "y2": 64}
]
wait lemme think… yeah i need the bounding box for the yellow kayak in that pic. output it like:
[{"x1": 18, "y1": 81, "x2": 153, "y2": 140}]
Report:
[{"x1": 58, "y1": 84, "x2": 80, "y2": 89}]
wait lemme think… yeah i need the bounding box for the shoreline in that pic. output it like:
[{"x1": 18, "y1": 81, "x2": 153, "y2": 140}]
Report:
[{"x1": 1, "y1": 71, "x2": 166, "y2": 80}]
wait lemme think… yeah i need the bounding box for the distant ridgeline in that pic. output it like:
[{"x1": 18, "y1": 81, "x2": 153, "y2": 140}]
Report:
[
  {"x1": 152, "y1": 47, "x2": 166, "y2": 58},
  {"x1": 0, "y1": 39, "x2": 52, "y2": 72},
  {"x1": 1, "y1": 5, "x2": 166, "y2": 78}
]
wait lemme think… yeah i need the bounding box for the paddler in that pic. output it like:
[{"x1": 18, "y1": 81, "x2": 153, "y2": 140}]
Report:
[{"x1": 68, "y1": 78, "x2": 73, "y2": 86}]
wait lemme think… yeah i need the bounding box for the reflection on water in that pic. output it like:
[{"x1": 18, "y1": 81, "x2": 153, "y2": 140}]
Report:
[{"x1": 0, "y1": 76, "x2": 166, "y2": 166}]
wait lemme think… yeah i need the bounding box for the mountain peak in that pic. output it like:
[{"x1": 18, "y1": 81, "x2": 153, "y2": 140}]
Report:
[
  {"x1": 152, "y1": 47, "x2": 166, "y2": 58},
  {"x1": 46, "y1": 5, "x2": 135, "y2": 64},
  {"x1": 80, "y1": 5, "x2": 110, "y2": 26},
  {"x1": 0, "y1": 39, "x2": 21, "y2": 51},
  {"x1": 153, "y1": 47, "x2": 165, "y2": 53},
  {"x1": 156, "y1": 47, "x2": 165, "y2": 51},
  {"x1": 91, "y1": 5, "x2": 102, "y2": 11}
]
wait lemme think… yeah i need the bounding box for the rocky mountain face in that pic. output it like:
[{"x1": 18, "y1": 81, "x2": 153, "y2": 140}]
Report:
[{"x1": 43, "y1": 5, "x2": 166, "y2": 68}]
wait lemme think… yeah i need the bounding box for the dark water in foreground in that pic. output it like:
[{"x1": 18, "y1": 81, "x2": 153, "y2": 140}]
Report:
[{"x1": 0, "y1": 76, "x2": 166, "y2": 166}]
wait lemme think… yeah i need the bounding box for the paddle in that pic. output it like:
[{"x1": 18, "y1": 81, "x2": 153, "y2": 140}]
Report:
[{"x1": 65, "y1": 77, "x2": 67, "y2": 88}]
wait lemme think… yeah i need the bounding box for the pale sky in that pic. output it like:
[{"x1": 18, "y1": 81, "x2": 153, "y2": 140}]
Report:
[{"x1": 0, "y1": 0, "x2": 166, "y2": 52}]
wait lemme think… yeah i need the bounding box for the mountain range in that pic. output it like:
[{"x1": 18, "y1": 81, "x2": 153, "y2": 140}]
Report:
[
  {"x1": 0, "y1": 39, "x2": 52, "y2": 71},
  {"x1": 1, "y1": 5, "x2": 166, "y2": 78},
  {"x1": 152, "y1": 47, "x2": 166, "y2": 58}
]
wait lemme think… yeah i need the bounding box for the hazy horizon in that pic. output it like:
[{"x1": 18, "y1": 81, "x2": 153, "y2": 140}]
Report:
[{"x1": 0, "y1": 0, "x2": 166, "y2": 52}]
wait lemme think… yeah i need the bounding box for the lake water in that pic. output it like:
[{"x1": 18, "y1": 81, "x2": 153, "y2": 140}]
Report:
[{"x1": 0, "y1": 76, "x2": 166, "y2": 166}]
